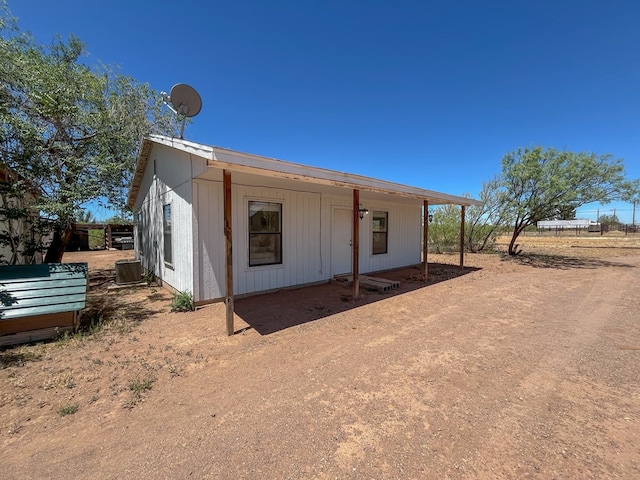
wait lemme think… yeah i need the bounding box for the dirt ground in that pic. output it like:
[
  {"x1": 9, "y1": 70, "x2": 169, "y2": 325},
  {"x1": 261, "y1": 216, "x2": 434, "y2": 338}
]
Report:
[{"x1": 1, "y1": 234, "x2": 639, "y2": 479}]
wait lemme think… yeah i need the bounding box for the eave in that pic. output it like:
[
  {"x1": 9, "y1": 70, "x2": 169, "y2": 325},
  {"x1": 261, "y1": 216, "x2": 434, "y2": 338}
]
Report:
[{"x1": 127, "y1": 134, "x2": 482, "y2": 208}]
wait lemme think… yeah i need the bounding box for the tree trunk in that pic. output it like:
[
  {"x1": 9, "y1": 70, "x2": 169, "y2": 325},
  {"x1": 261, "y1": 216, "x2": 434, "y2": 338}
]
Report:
[
  {"x1": 508, "y1": 225, "x2": 525, "y2": 255},
  {"x1": 44, "y1": 225, "x2": 73, "y2": 263}
]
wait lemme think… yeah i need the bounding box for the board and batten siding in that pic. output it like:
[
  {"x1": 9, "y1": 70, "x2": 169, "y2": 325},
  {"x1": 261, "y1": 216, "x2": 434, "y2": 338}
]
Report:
[
  {"x1": 194, "y1": 179, "x2": 323, "y2": 300},
  {"x1": 157, "y1": 182, "x2": 194, "y2": 294},
  {"x1": 133, "y1": 144, "x2": 205, "y2": 295},
  {"x1": 358, "y1": 202, "x2": 422, "y2": 273},
  {"x1": 319, "y1": 196, "x2": 421, "y2": 274},
  {"x1": 194, "y1": 177, "x2": 422, "y2": 302},
  {"x1": 193, "y1": 178, "x2": 225, "y2": 301}
]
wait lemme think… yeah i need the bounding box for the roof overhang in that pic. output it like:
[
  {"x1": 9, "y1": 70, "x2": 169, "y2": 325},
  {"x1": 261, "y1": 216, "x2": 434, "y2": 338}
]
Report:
[
  {"x1": 127, "y1": 135, "x2": 482, "y2": 208},
  {"x1": 126, "y1": 137, "x2": 154, "y2": 209}
]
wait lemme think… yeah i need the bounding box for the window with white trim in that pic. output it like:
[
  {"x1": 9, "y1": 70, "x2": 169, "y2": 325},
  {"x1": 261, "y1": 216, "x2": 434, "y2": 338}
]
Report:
[
  {"x1": 372, "y1": 211, "x2": 388, "y2": 255},
  {"x1": 136, "y1": 211, "x2": 143, "y2": 254},
  {"x1": 163, "y1": 204, "x2": 172, "y2": 264},
  {"x1": 248, "y1": 201, "x2": 282, "y2": 266}
]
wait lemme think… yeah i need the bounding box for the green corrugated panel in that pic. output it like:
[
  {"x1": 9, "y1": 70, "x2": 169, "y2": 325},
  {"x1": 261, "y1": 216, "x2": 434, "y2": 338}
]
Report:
[
  {"x1": 1, "y1": 265, "x2": 88, "y2": 284},
  {"x1": 0, "y1": 263, "x2": 88, "y2": 321},
  {"x1": 1, "y1": 302, "x2": 86, "y2": 320},
  {"x1": 3, "y1": 293, "x2": 87, "y2": 309},
  {"x1": 0, "y1": 264, "x2": 50, "y2": 280},
  {"x1": 3, "y1": 285, "x2": 86, "y2": 300},
  {"x1": 1, "y1": 278, "x2": 87, "y2": 291}
]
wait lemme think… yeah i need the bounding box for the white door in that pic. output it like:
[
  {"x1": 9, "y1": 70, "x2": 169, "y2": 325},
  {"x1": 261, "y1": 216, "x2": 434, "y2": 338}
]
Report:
[{"x1": 331, "y1": 208, "x2": 352, "y2": 276}]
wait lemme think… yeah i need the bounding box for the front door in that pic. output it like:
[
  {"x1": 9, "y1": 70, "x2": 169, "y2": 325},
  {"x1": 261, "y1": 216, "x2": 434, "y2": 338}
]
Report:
[{"x1": 331, "y1": 208, "x2": 352, "y2": 276}]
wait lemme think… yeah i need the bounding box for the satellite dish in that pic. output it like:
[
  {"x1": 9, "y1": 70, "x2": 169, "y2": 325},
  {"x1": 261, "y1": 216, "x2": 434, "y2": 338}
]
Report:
[
  {"x1": 161, "y1": 83, "x2": 202, "y2": 139},
  {"x1": 169, "y1": 83, "x2": 202, "y2": 117}
]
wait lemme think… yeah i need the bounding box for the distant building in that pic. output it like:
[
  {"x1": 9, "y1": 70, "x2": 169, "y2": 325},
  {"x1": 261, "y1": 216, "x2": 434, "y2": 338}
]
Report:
[
  {"x1": 0, "y1": 166, "x2": 48, "y2": 265},
  {"x1": 537, "y1": 219, "x2": 599, "y2": 229},
  {"x1": 65, "y1": 223, "x2": 134, "y2": 252}
]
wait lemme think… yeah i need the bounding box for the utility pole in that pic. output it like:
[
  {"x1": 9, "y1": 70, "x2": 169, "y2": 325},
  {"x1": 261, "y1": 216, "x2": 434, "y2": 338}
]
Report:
[{"x1": 633, "y1": 200, "x2": 636, "y2": 226}]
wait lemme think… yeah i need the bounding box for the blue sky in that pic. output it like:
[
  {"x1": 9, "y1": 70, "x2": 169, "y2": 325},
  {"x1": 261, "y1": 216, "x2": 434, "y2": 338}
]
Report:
[{"x1": 10, "y1": 0, "x2": 640, "y2": 222}]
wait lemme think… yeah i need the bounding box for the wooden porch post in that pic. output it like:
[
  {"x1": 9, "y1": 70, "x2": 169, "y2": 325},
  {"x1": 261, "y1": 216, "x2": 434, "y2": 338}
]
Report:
[
  {"x1": 223, "y1": 170, "x2": 234, "y2": 336},
  {"x1": 459, "y1": 205, "x2": 466, "y2": 269},
  {"x1": 422, "y1": 200, "x2": 429, "y2": 281},
  {"x1": 107, "y1": 224, "x2": 112, "y2": 249},
  {"x1": 352, "y1": 189, "x2": 360, "y2": 301}
]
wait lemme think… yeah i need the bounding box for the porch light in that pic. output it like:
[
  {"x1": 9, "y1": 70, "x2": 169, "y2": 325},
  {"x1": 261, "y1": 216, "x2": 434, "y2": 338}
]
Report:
[
  {"x1": 428, "y1": 213, "x2": 434, "y2": 223},
  {"x1": 358, "y1": 204, "x2": 369, "y2": 220}
]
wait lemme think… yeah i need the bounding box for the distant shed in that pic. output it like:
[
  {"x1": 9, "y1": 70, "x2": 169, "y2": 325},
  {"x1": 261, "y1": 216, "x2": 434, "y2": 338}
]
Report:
[
  {"x1": 537, "y1": 219, "x2": 598, "y2": 229},
  {"x1": 66, "y1": 223, "x2": 134, "y2": 251}
]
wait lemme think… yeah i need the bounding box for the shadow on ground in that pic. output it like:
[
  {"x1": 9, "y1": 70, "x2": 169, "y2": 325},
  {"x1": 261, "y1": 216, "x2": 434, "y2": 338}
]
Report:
[
  {"x1": 81, "y1": 273, "x2": 168, "y2": 332},
  {"x1": 0, "y1": 349, "x2": 43, "y2": 368},
  {"x1": 234, "y1": 262, "x2": 479, "y2": 335},
  {"x1": 505, "y1": 253, "x2": 638, "y2": 270}
]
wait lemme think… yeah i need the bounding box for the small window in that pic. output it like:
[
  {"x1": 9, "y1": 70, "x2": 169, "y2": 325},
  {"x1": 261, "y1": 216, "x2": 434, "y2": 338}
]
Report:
[
  {"x1": 372, "y1": 211, "x2": 388, "y2": 255},
  {"x1": 163, "y1": 204, "x2": 172, "y2": 264},
  {"x1": 136, "y1": 211, "x2": 143, "y2": 254},
  {"x1": 249, "y1": 201, "x2": 282, "y2": 266}
]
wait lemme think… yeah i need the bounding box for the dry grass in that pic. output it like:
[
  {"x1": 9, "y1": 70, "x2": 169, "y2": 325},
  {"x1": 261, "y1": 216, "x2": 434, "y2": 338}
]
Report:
[{"x1": 495, "y1": 232, "x2": 640, "y2": 258}]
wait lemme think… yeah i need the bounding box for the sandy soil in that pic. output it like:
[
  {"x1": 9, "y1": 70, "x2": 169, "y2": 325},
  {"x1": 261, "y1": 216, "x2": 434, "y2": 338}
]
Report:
[{"x1": 1, "y1": 234, "x2": 640, "y2": 479}]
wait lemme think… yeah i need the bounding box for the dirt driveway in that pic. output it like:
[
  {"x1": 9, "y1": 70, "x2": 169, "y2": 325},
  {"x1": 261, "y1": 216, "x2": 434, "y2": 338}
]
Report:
[{"x1": 2, "y1": 237, "x2": 640, "y2": 479}]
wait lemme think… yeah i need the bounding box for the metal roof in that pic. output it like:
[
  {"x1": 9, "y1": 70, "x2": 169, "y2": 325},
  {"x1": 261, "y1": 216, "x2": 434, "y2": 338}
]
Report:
[{"x1": 127, "y1": 135, "x2": 482, "y2": 208}]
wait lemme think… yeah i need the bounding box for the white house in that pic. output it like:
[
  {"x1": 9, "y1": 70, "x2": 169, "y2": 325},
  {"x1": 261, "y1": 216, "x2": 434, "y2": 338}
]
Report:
[{"x1": 127, "y1": 135, "x2": 481, "y2": 333}]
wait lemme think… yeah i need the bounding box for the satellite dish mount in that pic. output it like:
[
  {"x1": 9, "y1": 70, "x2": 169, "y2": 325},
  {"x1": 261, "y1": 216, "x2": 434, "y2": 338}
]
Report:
[{"x1": 161, "y1": 84, "x2": 202, "y2": 139}]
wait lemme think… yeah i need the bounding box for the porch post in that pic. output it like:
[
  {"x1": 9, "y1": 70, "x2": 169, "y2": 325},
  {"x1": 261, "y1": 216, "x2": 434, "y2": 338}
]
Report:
[
  {"x1": 107, "y1": 224, "x2": 112, "y2": 249},
  {"x1": 459, "y1": 205, "x2": 466, "y2": 269},
  {"x1": 352, "y1": 189, "x2": 360, "y2": 301},
  {"x1": 422, "y1": 200, "x2": 429, "y2": 281},
  {"x1": 223, "y1": 170, "x2": 234, "y2": 335}
]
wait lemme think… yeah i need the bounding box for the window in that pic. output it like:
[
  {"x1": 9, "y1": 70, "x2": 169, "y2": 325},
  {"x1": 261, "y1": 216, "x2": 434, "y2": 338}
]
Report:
[
  {"x1": 136, "y1": 211, "x2": 143, "y2": 254},
  {"x1": 163, "y1": 204, "x2": 172, "y2": 264},
  {"x1": 372, "y1": 211, "x2": 388, "y2": 255},
  {"x1": 248, "y1": 201, "x2": 282, "y2": 266}
]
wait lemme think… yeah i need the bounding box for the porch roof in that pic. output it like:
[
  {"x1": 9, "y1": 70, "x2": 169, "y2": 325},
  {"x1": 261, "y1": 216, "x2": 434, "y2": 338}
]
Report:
[{"x1": 127, "y1": 135, "x2": 482, "y2": 208}]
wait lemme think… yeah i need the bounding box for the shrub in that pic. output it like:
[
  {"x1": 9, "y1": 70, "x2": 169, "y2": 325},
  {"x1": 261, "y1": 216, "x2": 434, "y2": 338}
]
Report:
[
  {"x1": 428, "y1": 204, "x2": 461, "y2": 253},
  {"x1": 171, "y1": 291, "x2": 194, "y2": 312},
  {"x1": 58, "y1": 403, "x2": 79, "y2": 417}
]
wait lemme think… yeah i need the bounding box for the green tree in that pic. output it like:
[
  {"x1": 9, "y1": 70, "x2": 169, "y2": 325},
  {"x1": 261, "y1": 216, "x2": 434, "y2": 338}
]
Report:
[
  {"x1": 552, "y1": 204, "x2": 577, "y2": 220},
  {"x1": 621, "y1": 189, "x2": 640, "y2": 226},
  {"x1": 428, "y1": 204, "x2": 460, "y2": 253},
  {"x1": 498, "y1": 146, "x2": 635, "y2": 255},
  {"x1": 427, "y1": 179, "x2": 511, "y2": 255},
  {"x1": 597, "y1": 213, "x2": 620, "y2": 226},
  {"x1": 74, "y1": 209, "x2": 96, "y2": 224},
  {"x1": 0, "y1": 2, "x2": 176, "y2": 262},
  {"x1": 103, "y1": 214, "x2": 129, "y2": 225},
  {"x1": 464, "y1": 176, "x2": 509, "y2": 252},
  {"x1": 427, "y1": 180, "x2": 508, "y2": 254}
]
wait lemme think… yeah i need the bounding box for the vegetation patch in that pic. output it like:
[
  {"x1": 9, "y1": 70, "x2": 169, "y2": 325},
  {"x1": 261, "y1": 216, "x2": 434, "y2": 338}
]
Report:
[
  {"x1": 58, "y1": 403, "x2": 79, "y2": 417},
  {"x1": 123, "y1": 374, "x2": 156, "y2": 409},
  {"x1": 171, "y1": 291, "x2": 194, "y2": 312}
]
